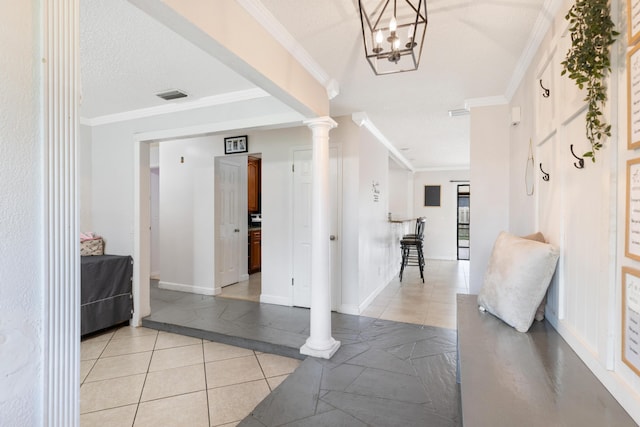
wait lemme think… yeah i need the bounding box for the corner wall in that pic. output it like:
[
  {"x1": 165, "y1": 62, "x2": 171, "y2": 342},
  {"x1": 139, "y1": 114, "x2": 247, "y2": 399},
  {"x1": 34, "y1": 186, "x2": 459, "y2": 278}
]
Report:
[{"x1": 469, "y1": 105, "x2": 510, "y2": 293}]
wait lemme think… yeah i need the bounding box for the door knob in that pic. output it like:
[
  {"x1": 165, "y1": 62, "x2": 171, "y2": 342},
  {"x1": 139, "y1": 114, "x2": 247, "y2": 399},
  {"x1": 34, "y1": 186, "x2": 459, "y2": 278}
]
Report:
[
  {"x1": 330, "y1": 235, "x2": 336, "y2": 241},
  {"x1": 234, "y1": 229, "x2": 240, "y2": 232}
]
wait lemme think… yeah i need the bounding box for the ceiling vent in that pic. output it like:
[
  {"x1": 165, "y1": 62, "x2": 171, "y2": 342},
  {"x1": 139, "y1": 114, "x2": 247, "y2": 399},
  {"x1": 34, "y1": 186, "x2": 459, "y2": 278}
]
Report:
[
  {"x1": 448, "y1": 108, "x2": 469, "y2": 117},
  {"x1": 155, "y1": 89, "x2": 188, "y2": 101}
]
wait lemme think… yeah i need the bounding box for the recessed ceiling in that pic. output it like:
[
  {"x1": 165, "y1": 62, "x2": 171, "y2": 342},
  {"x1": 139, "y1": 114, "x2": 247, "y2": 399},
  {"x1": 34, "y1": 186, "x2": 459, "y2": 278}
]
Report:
[{"x1": 80, "y1": 0, "x2": 549, "y2": 170}]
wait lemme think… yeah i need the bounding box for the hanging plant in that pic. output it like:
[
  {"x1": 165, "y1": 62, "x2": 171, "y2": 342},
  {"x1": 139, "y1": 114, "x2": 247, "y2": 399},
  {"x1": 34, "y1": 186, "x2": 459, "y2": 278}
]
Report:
[{"x1": 560, "y1": 0, "x2": 618, "y2": 162}]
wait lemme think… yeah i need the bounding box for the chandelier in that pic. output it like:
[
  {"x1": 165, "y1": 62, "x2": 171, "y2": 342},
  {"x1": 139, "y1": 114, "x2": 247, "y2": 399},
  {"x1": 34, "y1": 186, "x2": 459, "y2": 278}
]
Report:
[{"x1": 358, "y1": 0, "x2": 428, "y2": 75}]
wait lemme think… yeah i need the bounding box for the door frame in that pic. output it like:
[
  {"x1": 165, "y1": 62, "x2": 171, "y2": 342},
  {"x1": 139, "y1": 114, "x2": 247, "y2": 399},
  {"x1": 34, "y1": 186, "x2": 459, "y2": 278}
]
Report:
[
  {"x1": 214, "y1": 155, "x2": 249, "y2": 291},
  {"x1": 289, "y1": 144, "x2": 342, "y2": 311}
]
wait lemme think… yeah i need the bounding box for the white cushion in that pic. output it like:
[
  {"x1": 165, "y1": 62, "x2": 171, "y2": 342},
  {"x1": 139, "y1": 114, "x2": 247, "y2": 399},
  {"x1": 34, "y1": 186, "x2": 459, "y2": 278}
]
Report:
[{"x1": 477, "y1": 231, "x2": 559, "y2": 332}]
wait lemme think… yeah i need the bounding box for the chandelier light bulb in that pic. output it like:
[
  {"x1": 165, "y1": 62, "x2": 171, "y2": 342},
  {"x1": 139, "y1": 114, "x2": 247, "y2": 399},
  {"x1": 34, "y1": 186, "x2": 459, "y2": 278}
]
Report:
[
  {"x1": 389, "y1": 16, "x2": 397, "y2": 32},
  {"x1": 408, "y1": 24, "x2": 414, "y2": 39},
  {"x1": 375, "y1": 29, "x2": 383, "y2": 44},
  {"x1": 393, "y1": 38, "x2": 400, "y2": 50}
]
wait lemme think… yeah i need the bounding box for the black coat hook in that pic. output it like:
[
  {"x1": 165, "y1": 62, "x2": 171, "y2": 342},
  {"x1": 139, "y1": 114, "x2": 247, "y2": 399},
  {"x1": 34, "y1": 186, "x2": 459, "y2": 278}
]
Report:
[
  {"x1": 570, "y1": 145, "x2": 584, "y2": 169},
  {"x1": 539, "y1": 79, "x2": 550, "y2": 98},
  {"x1": 540, "y1": 163, "x2": 550, "y2": 181}
]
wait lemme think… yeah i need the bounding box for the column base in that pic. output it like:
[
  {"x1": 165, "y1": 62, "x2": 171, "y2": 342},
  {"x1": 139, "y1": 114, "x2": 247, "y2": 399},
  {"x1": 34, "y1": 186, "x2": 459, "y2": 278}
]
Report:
[{"x1": 300, "y1": 337, "x2": 341, "y2": 359}]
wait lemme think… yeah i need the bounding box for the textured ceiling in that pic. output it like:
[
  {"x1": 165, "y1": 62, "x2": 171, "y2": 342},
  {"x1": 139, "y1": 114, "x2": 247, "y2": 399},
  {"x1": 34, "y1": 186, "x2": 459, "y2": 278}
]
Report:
[
  {"x1": 80, "y1": 0, "x2": 549, "y2": 170},
  {"x1": 80, "y1": 0, "x2": 256, "y2": 118}
]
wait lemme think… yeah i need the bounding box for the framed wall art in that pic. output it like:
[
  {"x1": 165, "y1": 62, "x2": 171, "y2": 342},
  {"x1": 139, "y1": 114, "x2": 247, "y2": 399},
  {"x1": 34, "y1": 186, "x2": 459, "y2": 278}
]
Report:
[
  {"x1": 622, "y1": 267, "x2": 640, "y2": 377},
  {"x1": 629, "y1": 0, "x2": 640, "y2": 46},
  {"x1": 628, "y1": 43, "x2": 640, "y2": 149},
  {"x1": 424, "y1": 185, "x2": 441, "y2": 207},
  {"x1": 626, "y1": 158, "x2": 640, "y2": 261},
  {"x1": 224, "y1": 135, "x2": 248, "y2": 155}
]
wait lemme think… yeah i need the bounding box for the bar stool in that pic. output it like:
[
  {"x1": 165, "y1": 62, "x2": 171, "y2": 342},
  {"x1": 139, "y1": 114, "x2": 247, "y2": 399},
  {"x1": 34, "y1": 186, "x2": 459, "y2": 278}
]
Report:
[{"x1": 399, "y1": 217, "x2": 426, "y2": 283}]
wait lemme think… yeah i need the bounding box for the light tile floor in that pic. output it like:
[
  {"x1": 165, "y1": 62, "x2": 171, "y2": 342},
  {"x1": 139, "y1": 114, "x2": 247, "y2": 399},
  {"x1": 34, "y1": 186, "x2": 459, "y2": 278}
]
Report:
[
  {"x1": 362, "y1": 259, "x2": 469, "y2": 329},
  {"x1": 218, "y1": 273, "x2": 261, "y2": 303},
  {"x1": 80, "y1": 326, "x2": 300, "y2": 427}
]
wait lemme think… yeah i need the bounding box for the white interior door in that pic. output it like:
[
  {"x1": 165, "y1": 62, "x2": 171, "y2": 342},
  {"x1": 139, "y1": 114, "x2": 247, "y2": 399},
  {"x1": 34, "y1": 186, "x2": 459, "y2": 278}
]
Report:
[
  {"x1": 217, "y1": 159, "x2": 241, "y2": 287},
  {"x1": 292, "y1": 147, "x2": 341, "y2": 309}
]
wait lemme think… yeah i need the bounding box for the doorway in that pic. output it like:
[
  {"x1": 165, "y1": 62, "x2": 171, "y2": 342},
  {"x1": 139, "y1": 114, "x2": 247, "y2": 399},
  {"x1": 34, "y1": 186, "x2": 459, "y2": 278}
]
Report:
[
  {"x1": 457, "y1": 184, "x2": 470, "y2": 260},
  {"x1": 217, "y1": 154, "x2": 262, "y2": 303}
]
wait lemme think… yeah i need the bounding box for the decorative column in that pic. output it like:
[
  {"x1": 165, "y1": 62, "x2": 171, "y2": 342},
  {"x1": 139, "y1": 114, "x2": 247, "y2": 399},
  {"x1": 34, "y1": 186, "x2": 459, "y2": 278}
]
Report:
[
  {"x1": 44, "y1": 0, "x2": 80, "y2": 425},
  {"x1": 300, "y1": 117, "x2": 341, "y2": 359}
]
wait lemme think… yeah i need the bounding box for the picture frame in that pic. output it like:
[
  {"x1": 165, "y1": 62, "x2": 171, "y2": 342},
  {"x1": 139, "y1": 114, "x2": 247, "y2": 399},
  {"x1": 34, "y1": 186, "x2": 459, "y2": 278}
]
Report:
[
  {"x1": 627, "y1": 43, "x2": 640, "y2": 149},
  {"x1": 424, "y1": 185, "x2": 441, "y2": 207},
  {"x1": 224, "y1": 135, "x2": 248, "y2": 155},
  {"x1": 626, "y1": 158, "x2": 640, "y2": 261},
  {"x1": 621, "y1": 266, "x2": 640, "y2": 377},
  {"x1": 629, "y1": 0, "x2": 640, "y2": 46}
]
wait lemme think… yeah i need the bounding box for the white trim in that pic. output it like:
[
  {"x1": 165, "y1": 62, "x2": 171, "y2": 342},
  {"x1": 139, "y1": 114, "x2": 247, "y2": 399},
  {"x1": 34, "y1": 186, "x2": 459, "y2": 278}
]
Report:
[
  {"x1": 43, "y1": 0, "x2": 80, "y2": 425},
  {"x1": 135, "y1": 112, "x2": 303, "y2": 142},
  {"x1": 80, "y1": 88, "x2": 270, "y2": 126},
  {"x1": 351, "y1": 112, "x2": 414, "y2": 172},
  {"x1": 260, "y1": 294, "x2": 293, "y2": 306},
  {"x1": 464, "y1": 96, "x2": 509, "y2": 110},
  {"x1": 414, "y1": 165, "x2": 470, "y2": 173},
  {"x1": 236, "y1": 0, "x2": 339, "y2": 100},
  {"x1": 358, "y1": 280, "x2": 390, "y2": 313},
  {"x1": 339, "y1": 304, "x2": 360, "y2": 316},
  {"x1": 504, "y1": 0, "x2": 565, "y2": 101},
  {"x1": 158, "y1": 281, "x2": 216, "y2": 296}
]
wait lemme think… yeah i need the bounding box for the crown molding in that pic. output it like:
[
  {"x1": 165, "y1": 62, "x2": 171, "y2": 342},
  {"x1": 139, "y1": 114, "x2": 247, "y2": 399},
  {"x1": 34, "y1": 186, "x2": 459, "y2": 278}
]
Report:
[
  {"x1": 351, "y1": 112, "x2": 414, "y2": 172},
  {"x1": 236, "y1": 0, "x2": 339, "y2": 100},
  {"x1": 80, "y1": 88, "x2": 270, "y2": 126},
  {"x1": 504, "y1": 0, "x2": 565, "y2": 101},
  {"x1": 464, "y1": 96, "x2": 509, "y2": 110},
  {"x1": 414, "y1": 165, "x2": 470, "y2": 172}
]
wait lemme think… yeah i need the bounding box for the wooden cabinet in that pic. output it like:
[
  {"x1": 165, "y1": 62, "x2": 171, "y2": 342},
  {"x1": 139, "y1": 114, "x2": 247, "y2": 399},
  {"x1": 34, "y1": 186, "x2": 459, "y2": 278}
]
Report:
[
  {"x1": 248, "y1": 229, "x2": 261, "y2": 274},
  {"x1": 248, "y1": 157, "x2": 261, "y2": 213}
]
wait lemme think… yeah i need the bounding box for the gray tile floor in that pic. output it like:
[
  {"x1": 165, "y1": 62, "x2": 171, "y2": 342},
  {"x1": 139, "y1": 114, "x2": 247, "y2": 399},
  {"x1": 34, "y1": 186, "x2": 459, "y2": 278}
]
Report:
[{"x1": 144, "y1": 265, "x2": 464, "y2": 426}]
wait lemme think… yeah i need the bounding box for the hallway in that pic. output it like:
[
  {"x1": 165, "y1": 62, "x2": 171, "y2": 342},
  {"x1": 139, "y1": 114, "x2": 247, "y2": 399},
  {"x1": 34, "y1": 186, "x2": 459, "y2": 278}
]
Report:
[{"x1": 80, "y1": 260, "x2": 468, "y2": 426}]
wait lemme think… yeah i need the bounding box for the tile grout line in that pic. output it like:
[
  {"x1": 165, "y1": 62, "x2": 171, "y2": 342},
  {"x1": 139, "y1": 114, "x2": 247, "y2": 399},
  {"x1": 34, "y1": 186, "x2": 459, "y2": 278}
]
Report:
[
  {"x1": 201, "y1": 340, "x2": 211, "y2": 427},
  {"x1": 131, "y1": 329, "x2": 159, "y2": 427}
]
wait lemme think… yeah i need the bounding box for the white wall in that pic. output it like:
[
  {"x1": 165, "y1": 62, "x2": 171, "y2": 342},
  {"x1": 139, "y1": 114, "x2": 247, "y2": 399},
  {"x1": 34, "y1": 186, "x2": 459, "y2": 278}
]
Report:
[
  {"x1": 158, "y1": 137, "x2": 217, "y2": 294},
  {"x1": 80, "y1": 124, "x2": 93, "y2": 231},
  {"x1": 357, "y1": 125, "x2": 399, "y2": 307},
  {"x1": 389, "y1": 160, "x2": 413, "y2": 219},
  {"x1": 413, "y1": 170, "x2": 470, "y2": 260},
  {"x1": 469, "y1": 105, "x2": 510, "y2": 293},
  {"x1": 0, "y1": 2, "x2": 43, "y2": 424}
]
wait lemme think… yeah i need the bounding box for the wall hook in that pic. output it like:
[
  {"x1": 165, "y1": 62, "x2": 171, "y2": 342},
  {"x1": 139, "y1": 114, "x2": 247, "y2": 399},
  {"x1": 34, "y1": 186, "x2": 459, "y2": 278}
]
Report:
[
  {"x1": 570, "y1": 144, "x2": 584, "y2": 169},
  {"x1": 539, "y1": 79, "x2": 550, "y2": 98},
  {"x1": 539, "y1": 163, "x2": 550, "y2": 181}
]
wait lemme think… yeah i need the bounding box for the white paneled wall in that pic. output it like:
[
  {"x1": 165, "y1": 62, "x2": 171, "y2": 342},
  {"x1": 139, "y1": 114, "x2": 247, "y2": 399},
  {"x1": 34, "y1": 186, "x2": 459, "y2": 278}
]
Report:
[{"x1": 509, "y1": 0, "x2": 640, "y2": 421}]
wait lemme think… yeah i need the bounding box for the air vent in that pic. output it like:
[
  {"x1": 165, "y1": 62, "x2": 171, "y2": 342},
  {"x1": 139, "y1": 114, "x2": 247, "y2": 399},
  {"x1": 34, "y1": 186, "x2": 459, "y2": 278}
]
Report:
[
  {"x1": 155, "y1": 89, "x2": 188, "y2": 101},
  {"x1": 448, "y1": 108, "x2": 470, "y2": 117}
]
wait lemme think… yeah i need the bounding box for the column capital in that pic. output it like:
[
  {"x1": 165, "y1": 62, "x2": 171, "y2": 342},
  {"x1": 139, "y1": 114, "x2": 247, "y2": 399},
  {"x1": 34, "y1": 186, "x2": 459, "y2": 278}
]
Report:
[{"x1": 303, "y1": 116, "x2": 338, "y2": 130}]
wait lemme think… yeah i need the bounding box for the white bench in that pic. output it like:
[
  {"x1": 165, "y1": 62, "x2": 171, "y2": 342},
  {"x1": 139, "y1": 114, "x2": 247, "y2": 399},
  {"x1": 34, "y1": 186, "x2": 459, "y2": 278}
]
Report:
[{"x1": 456, "y1": 294, "x2": 636, "y2": 427}]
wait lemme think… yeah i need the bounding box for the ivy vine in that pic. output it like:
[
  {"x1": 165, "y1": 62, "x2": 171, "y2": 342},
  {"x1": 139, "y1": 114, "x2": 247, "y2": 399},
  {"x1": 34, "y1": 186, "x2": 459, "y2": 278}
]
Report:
[{"x1": 560, "y1": 0, "x2": 618, "y2": 162}]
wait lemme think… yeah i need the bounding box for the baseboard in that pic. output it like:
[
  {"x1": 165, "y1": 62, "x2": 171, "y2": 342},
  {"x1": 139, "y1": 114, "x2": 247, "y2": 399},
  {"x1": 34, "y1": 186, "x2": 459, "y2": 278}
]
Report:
[
  {"x1": 158, "y1": 280, "x2": 215, "y2": 296},
  {"x1": 358, "y1": 280, "x2": 389, "y2": 313},
  {"x1": 259, "y1": 294, "x2": 291, "y2": 306},
  {"x1": 239, "y1": 273, "x2": 250, "y2": 282},
  {"x1": 339, "y1": 304, "x2": 360, "y2": 315},
  {"x1": 150, "y1": 272, "x2": 160, "y2": 280}
]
